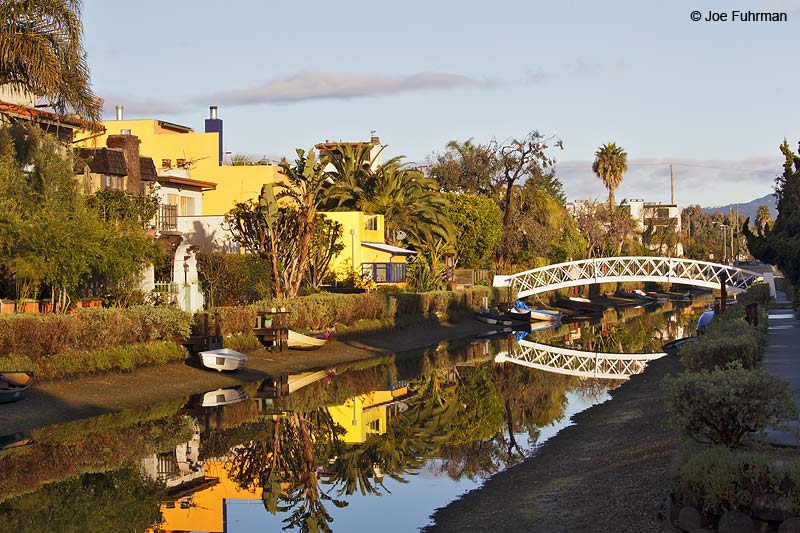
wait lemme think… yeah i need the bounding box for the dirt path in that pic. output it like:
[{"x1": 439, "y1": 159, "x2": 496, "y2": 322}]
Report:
[
  {"x1": 425, "y1": 353, "x2": 681, "y2": 533},
  {"x1": 0, "y1": 320, "x2": 497, "y2": 435}
]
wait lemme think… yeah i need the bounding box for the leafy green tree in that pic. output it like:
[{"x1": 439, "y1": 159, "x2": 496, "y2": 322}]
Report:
[
  {"x1": 0, "y1": 0, "x2": 102, "y2": 126},
  {"x1": 306, "y1": 215, "x2": 344, "y2": 289},
  {"x1": 0, "y1": 125, "x2": 157, "y2": 309},
  {"x1": 225, "y1": 183, "x2": 281, "y2": 298},
  {"x1": 443, "y1": 193, "x2": 502, "y2": 268},
  {"x1": 756, "y1": 204, "x2": 772, "y2": 235},
  {"x1": 745, "y1": 140, "x2": 800, "y2": 286},
  {"x1": 429, "y1": 132, "x2": 564, "y2": 267},
  {"x1": 592, "y1": 142, "x2": 628, "y2": 212},
  {"x1": 429, "y1": 139, "x2": 497, "y2": 194}
]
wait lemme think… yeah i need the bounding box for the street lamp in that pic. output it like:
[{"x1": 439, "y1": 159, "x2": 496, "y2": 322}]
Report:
[{"x1": 713, "y1": 222, "x2": 733, "y2": 263}]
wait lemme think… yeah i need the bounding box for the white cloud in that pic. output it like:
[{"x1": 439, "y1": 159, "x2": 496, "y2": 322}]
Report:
[
  {"x1": 556, "y1": 156, "x2": 782, "y2": 206},
  {"x1": 100, "y1": 94, "x2": 186, "y2": 118},
  {"x1": 200, "y1": 70, "x2": 495, "y2": 105}
]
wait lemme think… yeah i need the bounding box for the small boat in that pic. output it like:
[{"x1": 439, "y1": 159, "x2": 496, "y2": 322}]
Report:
[
  {"x1": 661, "y1": 336, "x2": 698, "y2": 356},
  {"x1": 288, "y1": 329, "x2": 328, "y2": 350},
  {"x1": 506, "y1": 300, "x2": 564, "y2": 323},
  {"x1": 569, "y1": 296, "x2": 592, "y2": 304},
  {"x1": 475, "y1": 310, "x2": 513, "y2": 326},
  {"x1": 0, "y1": 432, "x2": 33, "y2": 452},
  {"x1": 0, "y1": 372, "x2": 34, "y2": 404},
  {"x1": 201, "y1": 387, "x2": 248, "y2": 407},
  {"x1": 696, "y1": 310, "x2": 715, "y2": 334},
  {"x1": 475, "y1": 327, "x2": 512, "y2": 340},
  {"x1": 198, "y1": 348, "x2": 247, "y2": 372}
]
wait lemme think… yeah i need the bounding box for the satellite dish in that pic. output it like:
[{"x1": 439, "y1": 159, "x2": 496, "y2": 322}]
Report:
[{"x1": 395, "y1": 230, "x2": 407, "y2": 241}]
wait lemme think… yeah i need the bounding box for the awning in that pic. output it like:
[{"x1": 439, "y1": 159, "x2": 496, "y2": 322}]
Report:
[{"x1": 361, "y1": 242, "x2": 417, "y2": 256}]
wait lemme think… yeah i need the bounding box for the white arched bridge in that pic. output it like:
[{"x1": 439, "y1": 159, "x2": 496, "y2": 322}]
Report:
[
  {"x1": 495, "y1": 340, "x2": 666, "y2": 380},
  {"x1": 493, "y1": 256, "x2": 772, "y2": 299}
]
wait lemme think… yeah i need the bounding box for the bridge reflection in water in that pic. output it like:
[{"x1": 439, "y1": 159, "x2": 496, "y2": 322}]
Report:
[{"x1": 496, "y1": 339, "x2": 666, "y2": 380}]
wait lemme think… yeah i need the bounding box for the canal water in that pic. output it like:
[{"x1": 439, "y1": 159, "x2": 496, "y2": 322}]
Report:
[{"x1": 0, "y1": 297, "x2": 711, "y2": 533}]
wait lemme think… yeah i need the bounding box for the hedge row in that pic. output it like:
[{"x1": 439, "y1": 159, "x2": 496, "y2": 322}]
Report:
[
  {"x1": 0, "y1": 306, "x2": 192, "y2": 359},
  {"x1": 0, "y1": 340, "x2": 189, "y2": 379},
  {"x1": 206, "y1": 287, "x2": 496, "y2": 336}
]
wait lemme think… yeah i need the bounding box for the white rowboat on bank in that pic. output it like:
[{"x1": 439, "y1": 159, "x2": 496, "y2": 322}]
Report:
[
  {"x1": 198, "y1": 348, "x2": 247, "y2": 372},
  {"x1": 287, "y1": 329, "x2": 328, "y2": 350}
]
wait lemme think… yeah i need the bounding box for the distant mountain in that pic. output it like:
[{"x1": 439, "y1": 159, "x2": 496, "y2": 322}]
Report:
[{"x1": 701, "y1": 193, "x2": 777, "y2": 222}]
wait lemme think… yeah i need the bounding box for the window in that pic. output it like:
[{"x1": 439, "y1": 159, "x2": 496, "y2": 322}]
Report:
[
  {"x1": 176, "y1": 158, "x2": 186, "y2": 168},
  {"x1": 161, "y1": 159, "x2": 172, "y2": 168},
  {"x1": 364, "y1": 216, "x2": 378, "y2": 231},
  {"x1": 180, "y1": 196, "x2": 195, "y2": 216}
]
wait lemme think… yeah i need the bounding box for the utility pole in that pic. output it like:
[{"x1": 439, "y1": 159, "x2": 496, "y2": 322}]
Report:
[{"x1": 670, "y1": 164, "x2": 675, "y2": 205}]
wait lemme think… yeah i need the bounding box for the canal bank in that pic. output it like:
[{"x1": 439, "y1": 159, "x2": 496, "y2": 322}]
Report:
[
  {"x1": 0, "y1": 319, "x2": 499, "y2": 435},
  {"x1": 426, "y1": 351, "x2": 681, "y2": 533}
]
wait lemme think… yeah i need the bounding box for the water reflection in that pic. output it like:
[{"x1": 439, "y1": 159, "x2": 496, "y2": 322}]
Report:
[{"x1": 0, "y1": 297, "x2": 712, "y2": 532}]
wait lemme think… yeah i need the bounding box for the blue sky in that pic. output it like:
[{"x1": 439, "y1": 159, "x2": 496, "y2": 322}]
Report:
[{"x1": 82, "y1": 0, "x2": 800, "y2": 206}]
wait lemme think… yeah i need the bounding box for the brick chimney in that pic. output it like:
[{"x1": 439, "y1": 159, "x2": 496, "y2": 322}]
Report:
[{"x1": 106, "y1": 133, "x2": 142, "y2": 194}]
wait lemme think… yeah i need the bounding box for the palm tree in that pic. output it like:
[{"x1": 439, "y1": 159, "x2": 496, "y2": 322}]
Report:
[
  {"x1": 0, "y1": 0, "x2": 102, "y2": 127},
  {"x1": 322, "y1": 143, "x2": 382, "y2": 210},
  {"x1": 756, "y1": 204, "x2": 771, "y2": 234},
  {"x1": 592, "y1": 143, "x2": 628, "y2": 212},
  {"x1": 361, "y1": 159, "x2": 453, "y2": 246},
  {"x1": 276, "y1": 148, "x2": 333, "y2": 298}
]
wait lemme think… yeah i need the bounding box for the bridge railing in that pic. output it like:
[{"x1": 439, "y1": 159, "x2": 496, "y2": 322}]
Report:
[
  {"x1": 494, "y1": 256, "x2": 767, "y2": 298},
  {"x1": 495, "y1": 339, "x2": 666, "y2": 380}
]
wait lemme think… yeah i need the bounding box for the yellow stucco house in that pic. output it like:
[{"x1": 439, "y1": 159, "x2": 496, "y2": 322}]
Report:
[
  {"x1": 75, "y1": 105, "x2": 280, "y2": 217},
  {"x1": 320, "y1": 211, "x2": 415, "y2": 283}
]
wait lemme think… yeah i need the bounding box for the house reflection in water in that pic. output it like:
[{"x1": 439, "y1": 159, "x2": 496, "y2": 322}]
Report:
[
  {"x1": 327, "y1": 383, "x2": 413, "y2": 444},
  {"x1": 143, "y1": 374, "x2": 413, "y2": 532}
]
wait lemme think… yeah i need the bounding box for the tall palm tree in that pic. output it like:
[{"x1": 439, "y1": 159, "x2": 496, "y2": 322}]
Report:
[
  {"x1": 592, "y1": 143, "x2": 628, "y2": 212},
  {"x1": 756, "y1": 204, "x2": 771, "y2": 234},
  {"x1": 322, "y1": 143, "x2": 382, "y2": 210},
  {"x1": 0, "y1": 0, "x2": 102, "y2": 127},
  {"x1": 360, "y1": 158, "x2": 453, "y2": 246}
]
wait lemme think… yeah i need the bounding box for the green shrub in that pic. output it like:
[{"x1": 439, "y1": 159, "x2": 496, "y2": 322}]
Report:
[
  {"x1": 207, "y1": 287, "x2": 495, "y2": 335},
  {"x1": 0, "y1": 306, "x2": 192, "y2": 359},
  {"x1": 223, "y1": 332, "x2": 261, "y2": 351},
  {"x1": 674, "y1": 444, "x2": 800, "y2": 514},
  {"x1": 664, "y1": 363, "x2": 798, "y2": 447},
  {"x1": 680, "y1": 323, "x2": 762, "y2": 371},
  {"x1": 0, "y1": 340, "x2": 189, "y2": 380}
]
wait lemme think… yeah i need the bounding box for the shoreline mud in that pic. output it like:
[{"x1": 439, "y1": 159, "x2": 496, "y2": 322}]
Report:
[
  {"x1": 426, "y1": 353, "x2": 682, "y2": 533},
  {"x1": 0, "y1": 319, "x2": 498, "y2": 435}
]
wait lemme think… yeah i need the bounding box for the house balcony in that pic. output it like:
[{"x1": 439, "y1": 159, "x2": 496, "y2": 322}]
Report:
[{"x1": 157, "y1": 204, "x2": 178, "y2": 231}]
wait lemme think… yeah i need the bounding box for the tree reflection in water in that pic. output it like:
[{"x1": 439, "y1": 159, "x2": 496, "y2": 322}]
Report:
[
  {"x1": 218, "y1": 339, "x2": 609, "y2": 531},
  {"x1": 227, "y1": 410, "x2": 347, "y2": 533}
]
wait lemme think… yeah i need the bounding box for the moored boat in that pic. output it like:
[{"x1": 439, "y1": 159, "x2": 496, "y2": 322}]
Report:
[
  {"x1": 696, "y1": 310, "x2": 715, "y2": 334},
  {"x1": 287, "y1": 329, "x2": 328, "y2": 350},
  {"x1": 661, "y1": 336, "x2": 698, "y2": 356},
  {"x1": 0, "y1": 372, "x2": 34, "y2": 404},
  {"x1": 505, "y1": 305, "x2": 564, "y2": 323},
  {"x1": 475, "y1": 310, "x2": 513, "y2": 326},
  {"x1": 198, "y1": 348, "x2": 247, "y2": 372}
]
